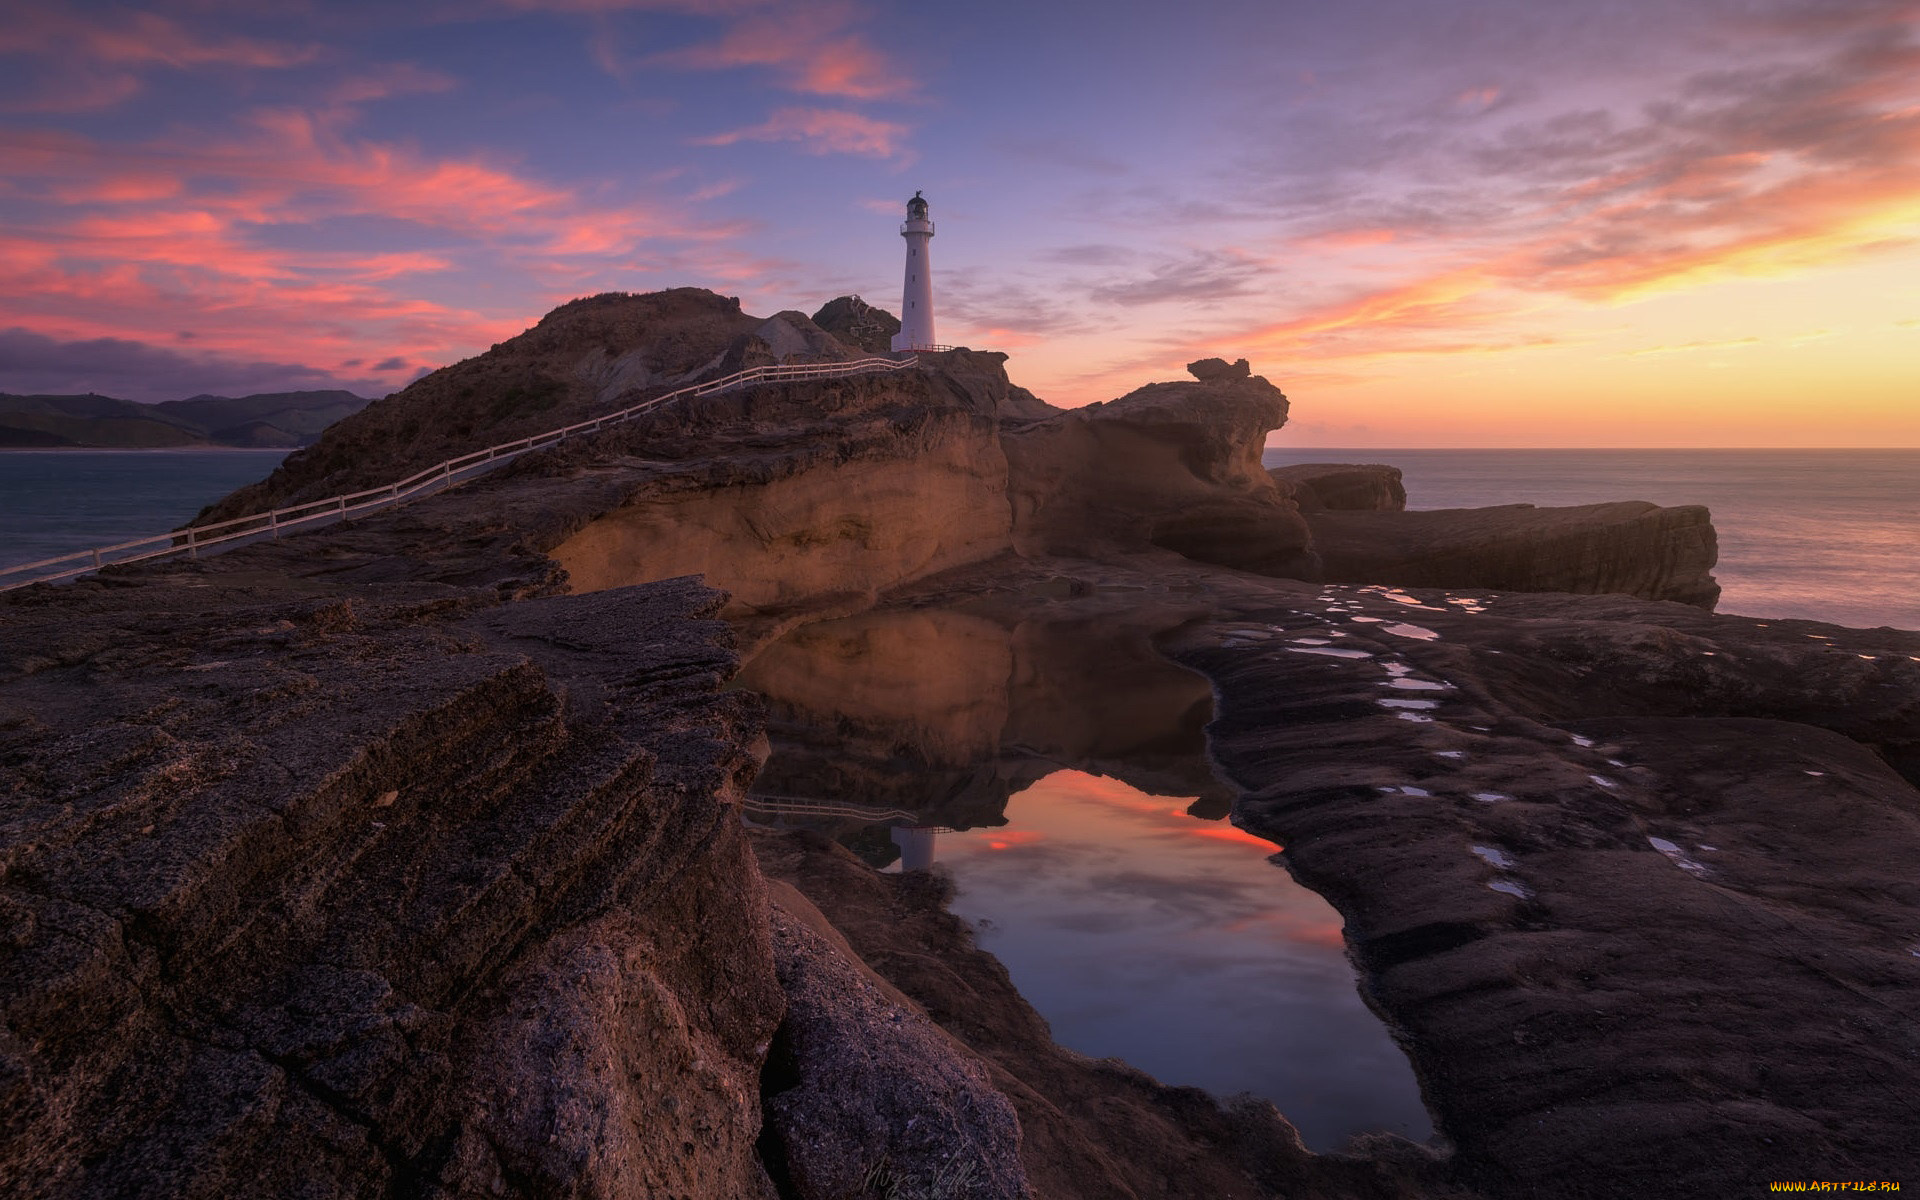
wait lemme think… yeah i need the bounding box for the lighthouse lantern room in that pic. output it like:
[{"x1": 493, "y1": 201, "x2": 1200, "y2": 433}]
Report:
[{"x1": 891, "y1": 191, "x2": 937, "y2": 353}]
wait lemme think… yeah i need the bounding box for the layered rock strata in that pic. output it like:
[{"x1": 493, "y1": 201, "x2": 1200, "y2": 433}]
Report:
[
  {"x1": 0, "y1": 574, "x2": 785, "y2": 1198},
  {"x1": 1002, "y1": 370, "x2": 1316, "y2": 578},
  {"x1": 1160, "y1": 577, "x2": 1920, "y2": 1197},
  {"x1": 1305, "y1": 501, "x2": 1721, "y2": 608},
  {"x1": 1270, "y1": 463, "x2": 1407, "y2": 512}
]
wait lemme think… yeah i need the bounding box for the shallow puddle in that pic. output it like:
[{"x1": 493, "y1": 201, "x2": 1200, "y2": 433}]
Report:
[{"x1": 737, "y1": 609, "x2": 1434, "y2": 1151}]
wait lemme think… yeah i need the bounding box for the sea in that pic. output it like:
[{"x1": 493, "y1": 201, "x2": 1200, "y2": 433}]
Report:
[
  {"x1": 0, "y1": 449, "x2": 288, "y2": 572},
  {"x1": 4, "y1": 447, "x2": 1913, "y2": 631}
]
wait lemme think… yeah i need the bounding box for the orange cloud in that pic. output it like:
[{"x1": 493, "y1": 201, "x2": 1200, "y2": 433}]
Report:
[
  {"x1": 692, "y1": 106, "x2": 910, "y2": 158},
  {"x1": 1139, "y1": 103, "x2": 1920, "y2": 382}
]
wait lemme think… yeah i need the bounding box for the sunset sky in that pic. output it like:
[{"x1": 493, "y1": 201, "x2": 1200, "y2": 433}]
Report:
[{"x1": 2, "y1": 0, "x2": 1916, "y2": 446}]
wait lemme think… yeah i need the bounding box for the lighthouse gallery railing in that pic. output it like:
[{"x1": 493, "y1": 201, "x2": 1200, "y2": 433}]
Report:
[{"x1": 0, "y1": 354, "x2": 919, "y2": 592}]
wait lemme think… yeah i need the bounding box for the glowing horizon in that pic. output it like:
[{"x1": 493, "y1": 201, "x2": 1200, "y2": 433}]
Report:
[{"x1": 1, "y1": 1, "x2": 1915, "y2": 447}]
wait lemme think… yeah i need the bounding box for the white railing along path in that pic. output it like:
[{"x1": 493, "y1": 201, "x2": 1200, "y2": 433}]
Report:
[
  {"x1": 741, "y1": 793, "x2": 922, "y2": 823},
  {"x1": 0, "y1": 355, "x2": 918, "y2": 591}
]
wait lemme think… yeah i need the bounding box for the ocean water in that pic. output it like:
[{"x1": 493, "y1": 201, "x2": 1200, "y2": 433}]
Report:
[
  {"x1": 1265, "y1": 448, "x2": 1920, "y2": 632},
  {"x1": 0, "y1": 449, "x2": 286, "y2": 571}
]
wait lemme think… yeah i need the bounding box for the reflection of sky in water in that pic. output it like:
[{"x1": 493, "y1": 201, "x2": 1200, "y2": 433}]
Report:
[{"x1": 921, "y1": 769, "x2": 1433, "y2": 1151}]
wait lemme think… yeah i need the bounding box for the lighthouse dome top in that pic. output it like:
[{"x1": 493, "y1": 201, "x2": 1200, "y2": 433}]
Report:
[{"x1": 906, "y1": 191, "x2": 928, "y2": 219}]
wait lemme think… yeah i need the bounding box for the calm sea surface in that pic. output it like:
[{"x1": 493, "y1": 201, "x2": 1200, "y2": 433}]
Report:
[
  {"x1": 1265, "y1": 448, "x2": 1920, "y2": 632},
  {"x1": 0, "y1": 449, "x2": 287, "y2": 570}
]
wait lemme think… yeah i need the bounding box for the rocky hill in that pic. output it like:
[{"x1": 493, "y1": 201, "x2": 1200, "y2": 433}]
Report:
[
  {"x1": 0, "y1": 389, "x2": 370, "y2": 448},
  {"x1": 6, "y1": 287, "x2": 1909, "y2": 1198}
]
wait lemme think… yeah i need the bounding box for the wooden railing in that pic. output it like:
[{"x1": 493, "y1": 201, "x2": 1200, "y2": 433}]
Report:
[
  {"x1": 741, "y1": 794, "x2": 922, "y2": 823},
  {"x1": 0, "y1": 354, "x2": 918, "y2": 591}
]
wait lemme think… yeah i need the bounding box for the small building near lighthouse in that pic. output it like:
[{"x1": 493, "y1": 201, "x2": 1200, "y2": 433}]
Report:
[{"x1": 890, "y1": 191, "x2": 940, "y2": 352}]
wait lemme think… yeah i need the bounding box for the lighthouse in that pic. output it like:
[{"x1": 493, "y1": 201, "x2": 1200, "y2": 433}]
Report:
[{"x1": 890, "y1": 191, "x2": 937, "y2": 353}]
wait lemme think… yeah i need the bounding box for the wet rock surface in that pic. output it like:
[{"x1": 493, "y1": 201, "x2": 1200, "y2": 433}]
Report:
[
  {"x1": 1157, "y1": 578, "x2": 1920, "y2": 1197},
  {"x1": 834, "y1": 554, "x2": 1920, "y2": 1196}
]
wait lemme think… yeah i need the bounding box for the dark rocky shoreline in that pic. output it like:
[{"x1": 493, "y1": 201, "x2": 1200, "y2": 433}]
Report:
[{"x1": 4, "y1": 290, "x2": 1915, "y2": 1198}]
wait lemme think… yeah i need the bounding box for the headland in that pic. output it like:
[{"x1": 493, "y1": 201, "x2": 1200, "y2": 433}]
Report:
[{"x1": 4, "y1": 289, "x2": 1916, "y2": 1199}]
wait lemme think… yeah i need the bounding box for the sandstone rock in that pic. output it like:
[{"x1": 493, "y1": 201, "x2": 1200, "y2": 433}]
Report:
[
  {"x1": 1270, "y1": 463, "x2": 1407, "y2": 512},
  {"x1": 16, "y1": 281, "x2": 1871, "y2": 1199},
  {"x1": 1306, "y1": 500, "x2": 1720, "y2": 607},
  {"x1": 0, "y1": 573, "x2": 785, "y2": 1198},
  {"x1": 197, "y1": 289, "x2": 772, "y2": 524},
  {"x1": 757, "y1": 309, "x2": 857, "y2": 362},
  {"x1": 1003, "y1": 367, "x2": 1317, "y2": 578},
  {"x1": 542, "y1": 374, "x2": 1015, "y2": 640},
  {"x1": 1164, "y1": 578, "x2": 1920, "y2": 1197},
  {"x1": 922, "y1": 349, "x2": 1060, "y2": 422},
  {"x1": 811, "y1": 295, "x2": 902, "y2": 356},
  {"x1": 1186, "y1": 357, "x2": 1251, "y2": 381},
  {"x1": 760, "y1": 886, "x2": 1030, "y2": 1200}
]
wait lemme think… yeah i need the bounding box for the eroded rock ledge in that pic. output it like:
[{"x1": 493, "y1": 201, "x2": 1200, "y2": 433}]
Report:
[
  {"x1": 1304, "y1": 501, "x2": 1721, "y2": 608},
  {"x1": 0, "y1": 575, "x2": 782, "y2": 1197}
]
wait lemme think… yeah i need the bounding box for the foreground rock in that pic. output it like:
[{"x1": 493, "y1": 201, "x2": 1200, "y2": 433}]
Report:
[
  {"x1": 761, "y1": 886, "x2": 1031, "y2": 1199},
  {"x1": 1158, "y1": 578, "x2": 1920, "y2": 1197},
  {"x1": 1305, "y1": 501, "x2": 1721, "y2": 608},
  {"x1": 0, "y1": 576, "x2": 784, "y2": 1197}
]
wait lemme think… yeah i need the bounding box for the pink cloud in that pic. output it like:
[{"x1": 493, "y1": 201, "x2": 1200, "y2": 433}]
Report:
[
  {"x1": 692, "y1": 106, "x2": 910, "y2": 158},
  {"x1": 0, "y1": 107, "x2": 745, "y2": 393},
  {"x1": 651, "y1": 5, "x2": 914, "y2": 100}
]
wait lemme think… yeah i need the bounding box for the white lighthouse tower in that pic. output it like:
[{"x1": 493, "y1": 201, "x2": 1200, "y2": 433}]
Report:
[{"x1": 890, "y1": 191, "x2": 937, "y2": 353}]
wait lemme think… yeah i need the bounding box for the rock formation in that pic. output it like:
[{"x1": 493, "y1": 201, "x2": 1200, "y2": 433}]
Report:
[
  {"x1": 1270, "y1": 463, "x2": 1407, "y2": 512},
  {"x1": 8, "y1": 287, "x2": 1904, "y2": 1198},
  {"x1": 1002, "y1": 362, "x2": 1316, "y2": 578},
  {"x1": 199, "y1": 289, "x2": 775, "y2": 522},
  {"x1": 0, "y1": 576, "x2": 786, "y2": 1198},
  {"x1": 810, "y1": 295, "x2": 901, "y2": 356},
  {"x1": 1158, "y1": 578, "x2": 1920, "y2": 1197},
  {"x1": 1306, "y1": 501, "x2": 1721, "y2": 607}
]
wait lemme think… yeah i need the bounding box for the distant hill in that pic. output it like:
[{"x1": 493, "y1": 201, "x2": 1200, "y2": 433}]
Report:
[{"x1": 0, "y1": 390, "x2": 374, "y2": 448}]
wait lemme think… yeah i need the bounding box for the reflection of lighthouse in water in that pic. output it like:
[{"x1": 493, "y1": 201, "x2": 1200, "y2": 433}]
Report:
[
  {"x1": 892, "y1": 824, "x2": 938, "y2": 871},
  {"x1": 890, "y1": 191, "x2": 936, "y2": 352}
]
